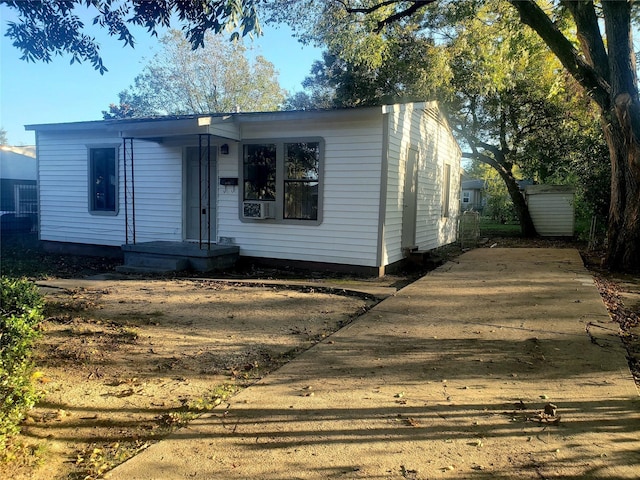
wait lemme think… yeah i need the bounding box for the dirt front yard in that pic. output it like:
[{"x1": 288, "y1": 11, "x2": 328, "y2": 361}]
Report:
[
  {"x1": 2, "y1": 236, "x2": 639, "y2": 480},
  {"x1": 4, "y1": 277, "x2": 382, "y2": 480}
]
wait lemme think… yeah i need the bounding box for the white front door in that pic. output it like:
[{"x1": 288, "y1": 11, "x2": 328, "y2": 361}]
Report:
[{"x1": 185, "y1": 146, "x2": 217, "y2": 242}]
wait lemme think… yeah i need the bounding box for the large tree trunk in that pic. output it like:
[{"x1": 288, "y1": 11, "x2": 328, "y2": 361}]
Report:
[
  {"x1": 601, "y1": 109, "x2": 640, "y2": 270},
  {"x1": 497, "y1": 168, "x2": 537, "y2": 237},
  {"x1": 464, "y1": 146, "x2": 538, "y2": 237},
  {"x1": 510, "y1": 0, "x2": 640, "y2": 272},
  {"x1": 601, "y1": 0, "x2": 640, "y2": 271}
]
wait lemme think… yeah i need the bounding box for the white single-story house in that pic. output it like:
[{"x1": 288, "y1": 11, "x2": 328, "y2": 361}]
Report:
[{"x1": 26, "y1": 101, "x2": 462, "y2": 275}]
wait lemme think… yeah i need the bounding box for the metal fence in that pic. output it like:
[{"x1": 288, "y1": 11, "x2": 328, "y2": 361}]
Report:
[
  {"x1": 459, "y1": 210, "x2": 480, "y2": 249},
  {"x1": 14, "y1": 184, "x2": 37, "y2": 216},
  {"x1": 1, "y1": 184, "x2": 38, "y2": 233}
]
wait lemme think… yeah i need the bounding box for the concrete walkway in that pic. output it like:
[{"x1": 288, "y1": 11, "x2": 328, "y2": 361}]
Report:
[{"x1": 106, "y1": 249, "x2": 640, "y2": 479}]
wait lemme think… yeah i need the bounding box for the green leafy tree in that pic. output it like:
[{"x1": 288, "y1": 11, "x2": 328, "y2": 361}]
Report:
[
  {"x1": 0, "y1": 128, "x2": 7, "y2": 146},
  {"x1": 284, "y1": 30, "x2": 449, "y2": 109},
  {"x1": 508, "y1": 0, "x2": 639, "y2": 270},
  {"x1": 6, "y1": 0, "x2": 638, "y2": 270},
  {"x1": 278, "y1": 1, "x2": 596, "y2": 237},
  {"x1": 103, "y1": 30, "x2": 286, "y2": 118},
  {"x1": 283, "y1": 89, "x2": 335, "y2": 111},
  {"x1": 446, "y1": 2, "x2": 608, "y2": 238},
  {"x1": 2, "y1": 0, "x2": 261, "y2": 74},
  {"x1": 485, "y1": 172, "x2": 517, "y2": 225},
  {"x1": 444, "y1": 2, "x2": 560, "y2": 236},
  {"x1": 266, "y1": 0, "x2": 640, "y2": 272},
  {"x1": 514, "y1": 74, "x2": 611, "y2": 228}
]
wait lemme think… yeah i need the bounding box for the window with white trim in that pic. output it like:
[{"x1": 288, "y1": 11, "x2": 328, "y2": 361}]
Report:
[{"x1": 88, "y1": 147, "x2": 118, "y2": 214}]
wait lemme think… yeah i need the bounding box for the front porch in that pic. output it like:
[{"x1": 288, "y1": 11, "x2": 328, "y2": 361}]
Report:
[{"x1": 117, "y1": 241, "x2": 240, "y2": 274}]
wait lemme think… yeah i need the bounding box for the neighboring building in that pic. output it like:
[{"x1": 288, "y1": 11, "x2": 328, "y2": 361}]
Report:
[
  {"x1": 0, "y1": 145, "x2": 37, "y2": 231},
  {"x1": 461, "y1": 178, "x2": 485, "y2": 212},
  {"x1": 26, "y1": 102, "x2": 462, "y2": 275},
  {"x1": 461, "y1": 177, "x2": 535, "y2": 215}
]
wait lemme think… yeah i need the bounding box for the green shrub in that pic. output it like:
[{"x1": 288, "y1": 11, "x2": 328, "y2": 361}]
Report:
[{"x1": 0, "y1": 277, "x2": 44, "y2": 449}]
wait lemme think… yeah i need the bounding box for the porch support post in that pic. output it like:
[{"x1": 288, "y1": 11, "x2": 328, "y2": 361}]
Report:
[{"x1": 123, "y1": 137, "x2": 136, "y2": 245}]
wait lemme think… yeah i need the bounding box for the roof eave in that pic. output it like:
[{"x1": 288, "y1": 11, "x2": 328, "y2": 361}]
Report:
[{"x1": 25, "y1": 115, "x2": 242, "y2": 141}]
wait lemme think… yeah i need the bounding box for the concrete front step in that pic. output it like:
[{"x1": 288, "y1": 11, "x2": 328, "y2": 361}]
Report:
[
  {"x1": 115, "y1": 264, "x2": 184, "y2": 275},
  {"x1": 120, "y1": 253, "x2": 190, "y2": 271},
  {"x1": 118, "y1": 241, "x2": 240, "y2": 273}
]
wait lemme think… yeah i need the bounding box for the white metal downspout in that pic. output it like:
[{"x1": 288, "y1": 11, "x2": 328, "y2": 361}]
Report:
[{"x1": 35, "y1": 130, "x2": 41, "y2": 240}]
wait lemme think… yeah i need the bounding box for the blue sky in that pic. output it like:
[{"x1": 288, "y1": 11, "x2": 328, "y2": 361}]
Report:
[{"x1": 0, "y1": 6, "x2": 322, "y2": 146}]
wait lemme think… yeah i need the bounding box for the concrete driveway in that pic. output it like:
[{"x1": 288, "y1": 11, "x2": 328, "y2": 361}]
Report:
[{"x1": 106, "y1": 248, "x2": 640, "y2": 479}]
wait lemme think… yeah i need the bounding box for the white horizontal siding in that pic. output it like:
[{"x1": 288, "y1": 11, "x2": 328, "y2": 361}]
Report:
[
  {"x1": 526, "y1": 192, "x2": 575, "y2": 236},
  {"x1": 380, "y1": 109, "x2": 407, "y2": 265},
  {"x1": 128, "y1": 141, "x2": 183, "y2": 243},
  {"x1": 38, "y1": 131, "x2": 184, "y2": 246},
  {"x1": 415, "y1": 107, "x2": 461, "y2": 251},
  {"x1": 37, "y1": 112, "x2": 388, "y2": 267},
  {"x1": 382, "y1": 103, "x2": 462, "y2": 265},
  {"x1": 38, "y1": 132, "x2": 122, "y2": 245},
  {"x1": 218, "y1": 117, "x2": 384, "y2": 267}
]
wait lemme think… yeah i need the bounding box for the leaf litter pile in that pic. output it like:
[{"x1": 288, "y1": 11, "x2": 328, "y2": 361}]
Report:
[
  {"x1": 594, "y1": 274, "x2": 640, "y2": 385},
  {"x1": 4, "y1": 278, "x2": 377, "y2": 480}
]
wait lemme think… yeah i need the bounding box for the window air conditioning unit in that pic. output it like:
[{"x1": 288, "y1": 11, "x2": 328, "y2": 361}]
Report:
[{"x1": 243, "y1": 201, "x2": 275, "y2": 219}]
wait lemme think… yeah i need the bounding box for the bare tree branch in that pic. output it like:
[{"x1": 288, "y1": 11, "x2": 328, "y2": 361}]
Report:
[{"x1": 340, "y1": 0, "x2": 437, "y2": 33}]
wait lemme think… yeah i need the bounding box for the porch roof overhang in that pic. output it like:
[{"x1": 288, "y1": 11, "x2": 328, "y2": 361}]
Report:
[
  {"x1": 25, "y1": 104, "x2": 424, "y2": 143},
  {"x1": 25, "y1": 114, "x2": 241, "y2": 141},
  {"x1": 25, "y1": 106, "x2": 390, "y2": 138}
]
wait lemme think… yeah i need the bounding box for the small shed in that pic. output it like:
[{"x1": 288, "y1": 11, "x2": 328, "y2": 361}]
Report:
[{"x1": 525, "y1": 185, "x2": 575, "y2": 237}]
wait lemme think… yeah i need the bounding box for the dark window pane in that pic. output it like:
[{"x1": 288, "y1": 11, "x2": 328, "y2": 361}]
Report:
[
  {"x1": 243, "y1": 144, "x2": 276, "y2": 201},
  {"x1": 284, "y1": 142, "x2": 320, "y2": 220},
  {"x1": 285, "y1": 142, "x2": 319, "y2": 180},
  {"x1": 284, "y1": 181, "x2": 318, "y2": 220},
  {"x1": 90, "y1": 148, "x2": 116, "y2": 212}
]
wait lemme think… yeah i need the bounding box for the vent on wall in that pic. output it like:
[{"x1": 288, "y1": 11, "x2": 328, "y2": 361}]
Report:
[{"x1": 242, "y1": 201, "x2": 275, "y2": 219}]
